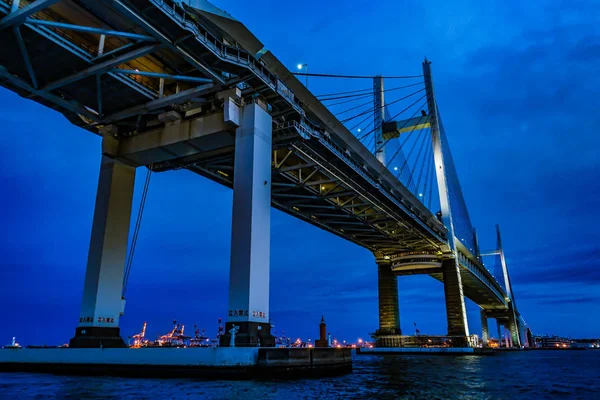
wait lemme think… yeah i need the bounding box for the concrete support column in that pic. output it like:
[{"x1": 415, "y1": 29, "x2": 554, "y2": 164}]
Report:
[
  {"x1": 220, "y1": 102, "x2": 274, "y2": 347},
  {"x1": 497, "y1": 323, "x2": 502, "y2": 345},
  {"x1": 508, "y1": 316, "x2": 520, "y2": 348},
  {"x1": 377, "y1": 259, "x2": 400, "y2": 333},
  {"x1": 441, "y1": 259, "x2": 469, "y2": 346},
  {"x1": 70, "y1": 156, "x2": 136, "y2": 348},
  {"x1": 480, "y1": 309, "x2": 489, "y2": 347},
  {"x1": 375, "y1": 258, "x2": 400, "y2": 347},
  {"x1": 520, "y1": 323, "x2": 529, "y2": 348}
]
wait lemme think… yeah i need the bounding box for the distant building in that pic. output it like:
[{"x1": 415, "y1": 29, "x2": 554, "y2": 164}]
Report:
[{"x1": 534, "y1": 335, "x2": 570, "y2": 349}]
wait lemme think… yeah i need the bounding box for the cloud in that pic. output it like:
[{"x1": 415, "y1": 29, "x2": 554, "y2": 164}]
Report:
[{"x1": 508, "y1": 241, "x2": 600, "y2": 285}]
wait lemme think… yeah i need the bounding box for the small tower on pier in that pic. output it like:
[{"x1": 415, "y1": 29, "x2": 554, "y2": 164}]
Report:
[{"x1": 315, "y1": 316, "x2": 329, "y2": 347}]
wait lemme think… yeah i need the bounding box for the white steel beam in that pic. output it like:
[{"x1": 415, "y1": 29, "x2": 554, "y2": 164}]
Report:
[
  {"x1": 110, "y1": 69, "x2": 212, "y2": 83},
  {"x1": 42, "y1": 44, "x2": 159, "y2": 92},
  {"x1": 103, "y1": 0, "x2": 225, "y2": 84},
  {"x1": 101, "y1": 83, "x2": 214, "y2": 123},
  {"x1": 13, "y1": 26, "x2": 37, "y2": 88},
  {"x1": 0, "y1": 0, "x2": 60, "y2": 30},
  {"x1": 0, "y1": 65, "x2": 97, "y2": 120},
  {"x1": 24, "y1": 19, "x2": 157, "y2": 41}
]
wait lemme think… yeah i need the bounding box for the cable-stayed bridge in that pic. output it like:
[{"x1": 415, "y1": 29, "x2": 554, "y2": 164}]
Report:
[{"x1": 0, "y1": 0, "x2": 529, "y2": 348}]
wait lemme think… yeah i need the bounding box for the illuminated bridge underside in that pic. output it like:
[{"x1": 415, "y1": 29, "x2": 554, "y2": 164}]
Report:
[
  {"x1": 0, "y1": 0, "x2": 445, "y2": 254},
  {"x1": 0, "y1": 0, "x2": 507, "y2": 311},
  {"x1": 391, "y1": 242, "x2": 507, "y2": 310}
]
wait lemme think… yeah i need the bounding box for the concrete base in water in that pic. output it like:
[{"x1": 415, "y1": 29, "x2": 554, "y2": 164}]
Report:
[
  {"x1": 0, "y1": 347, "x2": 352, "y2": 379},
  {"x1": 358, "y1": 347, "x2": 493, "y2": 355}
]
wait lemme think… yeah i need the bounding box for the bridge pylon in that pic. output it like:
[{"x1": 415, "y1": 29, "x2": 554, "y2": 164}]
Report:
[
  {"x1": 423, "y1": 58, "x2": 470, "y2": 345},
  {"x1": 373, "y1": 75, "x2": 386, "y2": 165},
  {"x1": 479, "y1": 225, "x2": 525, "y2": 348}
]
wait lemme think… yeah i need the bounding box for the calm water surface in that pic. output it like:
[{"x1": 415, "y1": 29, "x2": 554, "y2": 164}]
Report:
[{"x1": 1, "y1": 351, "x2": 598, "y2": 399}]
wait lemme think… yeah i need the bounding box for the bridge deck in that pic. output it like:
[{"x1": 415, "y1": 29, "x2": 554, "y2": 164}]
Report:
[{"x1": 0, "y1": 0, "x2": 508, "y2": 309}]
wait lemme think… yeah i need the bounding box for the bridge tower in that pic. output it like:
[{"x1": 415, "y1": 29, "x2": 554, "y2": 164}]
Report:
[
  {"x1": 496, "y1": 224, "x2": 522, "y2": 347},
  {"x1": 423, "y1": 59, "x2": 470, "y2": 345},
  {"x1": 479, "y1": 224, "x2": 524, "y2": 348},
  {"x1": 372, "y1": 76, "x2": 402, "y2": 346},
  {"x1": 373, "y1": 75, "x2": 386, "y2": 165}
]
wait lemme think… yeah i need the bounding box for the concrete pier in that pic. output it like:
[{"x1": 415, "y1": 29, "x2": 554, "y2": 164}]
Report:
[
  {"x1": 374, "y1": 258, "x2": 401, "y2": 347},
  {"x1": 220, "y1": 101, "x2": 275, "y2": 347},
  {"x1": 441, "y1": 259, "x2": 469, "y2": 347},
  {"x1": 0, "y1": 347, "x2": 352, "y2": 379},
  {"x1": 481, "y1": 309, "x2": 489, "y2": 347},
  {"x1": 70, "y1": 155, "x2": 137, "y2": 348}
]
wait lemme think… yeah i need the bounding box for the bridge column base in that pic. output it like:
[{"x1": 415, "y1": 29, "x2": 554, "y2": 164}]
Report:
[
  {"x1": 219, "y1": 322, "x2": 275, "y2": 347},
  {"x1": 69, "y1": 327, "x2": 126, "y2": 348},
  {"x1": 373, "y1": 334, "x2": 404, "y2": 348}
]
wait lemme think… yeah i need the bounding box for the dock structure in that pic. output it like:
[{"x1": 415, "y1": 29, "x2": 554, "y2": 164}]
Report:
[
  {"x1": 0, "y1": 347, "x2": 352, "y2": 378},
  {"x1": 358, "y1": 347, "x2": 493, "y2": 355}
]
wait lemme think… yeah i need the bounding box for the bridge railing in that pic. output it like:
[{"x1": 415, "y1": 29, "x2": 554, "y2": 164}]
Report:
[
  {"x1": 151, "y1": 0, "x2": 447, "y2": 244},
  {"x1": 150, "y1": 0, "x2": 304, "y2": 117},
  {"x1": 291, "y1": 120, "x2": 447, "y2": 242},
  {"x1": 455, "y1": 243, "x2": 507, "y2": 307}
]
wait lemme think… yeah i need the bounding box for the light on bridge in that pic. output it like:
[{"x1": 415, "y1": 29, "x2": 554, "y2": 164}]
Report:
[
  {"x1": 419, "y1": 193, "x2": 423, "y2": 197},
  {"x1": 394, "y1": 167, "x2": 398, "y2": 171}
]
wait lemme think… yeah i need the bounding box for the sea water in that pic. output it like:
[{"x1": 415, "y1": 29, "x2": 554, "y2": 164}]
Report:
[{"x1": 0, "y1": 350, "x2": 598, "y2": 399}]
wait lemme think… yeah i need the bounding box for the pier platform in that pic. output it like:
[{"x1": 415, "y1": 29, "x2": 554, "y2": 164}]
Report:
[
  {"x1": 357, "y1": 347, "x2": 494, "y2": 355},
  {"x1": 0, "y1": 347, "x2": 352, "y2": 379}
]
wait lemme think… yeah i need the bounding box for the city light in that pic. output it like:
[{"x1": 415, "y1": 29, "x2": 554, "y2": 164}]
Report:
[
  {"x1": 394, "y1": 167, "x2": 398, "y2": 171},
  {"x1": 297, "y1": 64, "x2": 303, "y2": 70}
]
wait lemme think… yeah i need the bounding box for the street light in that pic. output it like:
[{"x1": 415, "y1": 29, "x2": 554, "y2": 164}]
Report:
[{"x1": 297, "y1": 63, "x2": 308, "y2": 88}]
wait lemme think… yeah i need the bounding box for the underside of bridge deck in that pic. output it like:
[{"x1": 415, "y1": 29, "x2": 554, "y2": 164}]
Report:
[{"x1": 0, "y1": 0, "x2": 447, "y2": 255}]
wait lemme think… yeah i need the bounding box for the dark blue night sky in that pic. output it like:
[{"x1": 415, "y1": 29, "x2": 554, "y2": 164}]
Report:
[{"x1": 1, "y1": 0, "x2": 599, "y2": 345}]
